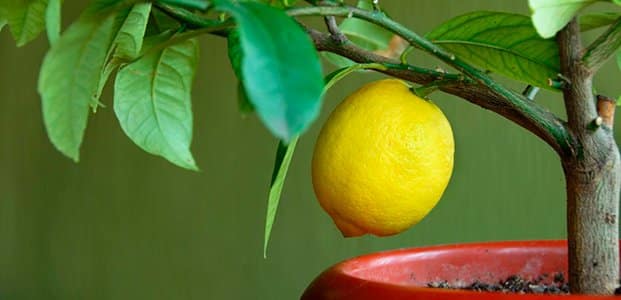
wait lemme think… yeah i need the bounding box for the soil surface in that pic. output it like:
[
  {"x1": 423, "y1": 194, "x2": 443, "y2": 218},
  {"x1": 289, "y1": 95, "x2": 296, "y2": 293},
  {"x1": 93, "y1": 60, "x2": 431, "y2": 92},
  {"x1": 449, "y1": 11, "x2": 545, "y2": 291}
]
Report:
[{"x1": 427, "y1": 273, "x2": 570, "y2": 294}]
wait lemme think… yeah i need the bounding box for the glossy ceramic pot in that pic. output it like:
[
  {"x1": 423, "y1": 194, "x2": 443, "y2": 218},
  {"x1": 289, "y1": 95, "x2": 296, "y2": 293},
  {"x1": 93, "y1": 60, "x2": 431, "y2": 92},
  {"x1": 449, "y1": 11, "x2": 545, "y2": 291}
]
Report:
[{"x1": 302, "y1": 240, "x2": 620, "y2": 299}]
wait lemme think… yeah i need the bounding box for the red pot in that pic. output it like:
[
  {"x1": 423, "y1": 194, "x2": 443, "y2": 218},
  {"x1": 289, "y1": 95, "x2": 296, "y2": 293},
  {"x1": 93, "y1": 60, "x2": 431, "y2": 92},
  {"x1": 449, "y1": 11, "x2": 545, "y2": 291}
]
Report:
[{"x1": 301, "y1": 240, "x2": 619, "y2": 299}]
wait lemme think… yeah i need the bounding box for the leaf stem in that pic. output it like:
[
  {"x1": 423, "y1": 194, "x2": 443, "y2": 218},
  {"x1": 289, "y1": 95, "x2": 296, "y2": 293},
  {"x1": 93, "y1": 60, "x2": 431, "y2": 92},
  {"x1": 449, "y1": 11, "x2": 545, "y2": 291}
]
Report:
[
  {"x1": 155, "y1": 2, "x2": 224, "y2": 29},
  {"x1": 323, "y1": 63, "x2": 387, "y2": 91},
  {"x1": 412, "y1": 79, "x2": 455, "y2": 99},
  {"x1": 399, "y1": 45, "x2": 414, "y2": 64},
  {"x1": 156, "y1": 0, "x2": 212, "y2": 11},
  {"x1": 324, "y1": 16, "x2": 347, "y2": 43}
]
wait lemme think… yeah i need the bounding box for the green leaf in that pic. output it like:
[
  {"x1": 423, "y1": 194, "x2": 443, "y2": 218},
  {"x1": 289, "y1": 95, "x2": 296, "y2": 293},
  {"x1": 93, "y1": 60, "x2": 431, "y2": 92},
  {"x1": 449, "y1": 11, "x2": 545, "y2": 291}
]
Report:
[
  {"x1": 111, "y1": 3, "x2": 151, "y2": 60},
  {"x1": 323, "y1": 63, "x2": 387, "y2": 91},
  {"x1": 114, "y1": 37, "x2": 199, "y2": 170},
  {"x1": 227, "y1": 29, "x2": 255, "y2": 115},
  {"x1": 427, "y1": 11, "x2": 560, "y2": 88},
  {"x1": 94, "y1": 3, "x2": 151, "y2": 110},
  {"x1": 215, "y1": 0, "x2": 324, "y2": 142},
  {"x1": 261, "y1": 62, "x2": 378, "y2": 256},
  {"x1": 261, "y1": 0, "x2": 299, "y2": 8},
  {"x1": 0, "y1": 19, "x2": 6, "y2": 32},
  {"x1": 44, "y1": 0, "x2": 60, "y2": 45},
  {"x1": 2, "y1": 0, "x2": 48, "y2": 46},
  {"x1": 86, "y1": 0, "x2": 140, "y2": 15},
  {"x1": 150, "y1": 7, "x2": 180, "y2": 32},
  {"x1": 38, "y1": 12, "x2": 119, "y2": 161},
  {"x1": 264, "y1": 136, "x2": 298, "y2": 257},
  {"x1": 237, "y1": 82, "x2": 255, "y2": 115},
  {"x1": 227, "y1": 29, "x2": 243, "y2": 78},
  {"x1": 580, "y1": 13, "x2": 621, "y2": 31},
  {"x1": 529, "y1": 0, "x2": 597, "y2": 38},
  {"x1": 158, "y1": 0, "x2": 209, "y2": 10}
]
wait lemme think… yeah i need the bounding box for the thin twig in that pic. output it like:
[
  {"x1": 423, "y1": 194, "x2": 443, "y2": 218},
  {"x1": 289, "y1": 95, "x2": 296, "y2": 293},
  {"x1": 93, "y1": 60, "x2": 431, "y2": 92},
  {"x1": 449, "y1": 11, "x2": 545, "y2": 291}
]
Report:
[
  {"x1": 155, "y1": 3, "x2": 220, "y2": 28},
  {"x1": 371, "y1": 0, "x2": 381, "y2": 11},
  {"x1": 521, "y1": 85, "x2": 540, "y2": 101},
  {"x1": 324, "y1": 16, "x2": 347, "y2": 43}
]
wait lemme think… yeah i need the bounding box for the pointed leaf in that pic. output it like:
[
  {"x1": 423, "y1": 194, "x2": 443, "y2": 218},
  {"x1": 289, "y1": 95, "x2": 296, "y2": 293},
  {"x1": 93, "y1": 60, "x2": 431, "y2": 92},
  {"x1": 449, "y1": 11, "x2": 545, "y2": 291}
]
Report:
[
  {"x1": 261, "y1": 62, "x2": 370, "y2": 255},
  {"x1": 94, "y1": 3, "x2": 151, "y2": 109},
  {"x1": 264, "y1": 136, "x2": 297, "y2": 257},
  {"x1": 114, "y1": 38, "x2": 199, "y2": 170},
  {"x1": 86, "y1": 0, "x2": 140, "y2": 15},
  {"x1": 158, "y1": 0, "x2": 209, "y2": 10},
  {"x1": 237, "y1": 82, "x2": 254, "y2": 115},
  {"x1": 150, "y1": 8, "x2": 180, "y2": 32},
  {"x1": 44, "y1": 0, "x2": 60, "y2": 45},
  {"x1": 227, "y1": 29, "x2": 243, "y2": 78},
  {"x1": 529, "y1": 0, "x2": 597, "y2": 38},
  {"x1": 427, "y1": 11, "x2": 560, "y2": 88},
  {"x1": 38, "y1": 12, "x2": 119, "y2": 161},
  {"x1": 215, "y1": 0, "x2": 324, "y2": 142},
  {"x1": 0, "y1": 19, "x2": 6, "y2": 32},
  {"x1": 112, "y1": 2, "x2": 151, "y2": 60},
  {"x1": 227, "y1": 29, "x2": 254, "y2": 115},
  {"x1": 3, "y1": 0, "x2": 48, "y2": 46}
]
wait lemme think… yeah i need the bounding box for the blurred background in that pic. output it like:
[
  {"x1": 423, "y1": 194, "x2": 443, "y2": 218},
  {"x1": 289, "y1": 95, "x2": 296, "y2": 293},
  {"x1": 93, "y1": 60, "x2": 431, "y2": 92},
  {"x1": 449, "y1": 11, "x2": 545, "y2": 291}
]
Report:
[{"x1": 1, "y1": 0, "x2": 620, "y2": 299}]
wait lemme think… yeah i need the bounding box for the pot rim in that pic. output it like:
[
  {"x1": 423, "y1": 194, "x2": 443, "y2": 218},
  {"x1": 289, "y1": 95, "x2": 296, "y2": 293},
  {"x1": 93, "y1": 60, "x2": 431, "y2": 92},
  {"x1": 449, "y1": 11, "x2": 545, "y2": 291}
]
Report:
[{"x1": 301, "y1": 240, "x2": 620, "y2": 299}]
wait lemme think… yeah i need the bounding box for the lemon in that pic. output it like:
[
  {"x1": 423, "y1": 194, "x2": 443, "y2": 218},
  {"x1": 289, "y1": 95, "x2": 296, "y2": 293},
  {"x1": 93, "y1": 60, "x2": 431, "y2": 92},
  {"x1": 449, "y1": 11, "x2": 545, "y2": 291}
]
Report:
[{"x1": 311, "y1": 79, "x2": 454, "y2": 237}]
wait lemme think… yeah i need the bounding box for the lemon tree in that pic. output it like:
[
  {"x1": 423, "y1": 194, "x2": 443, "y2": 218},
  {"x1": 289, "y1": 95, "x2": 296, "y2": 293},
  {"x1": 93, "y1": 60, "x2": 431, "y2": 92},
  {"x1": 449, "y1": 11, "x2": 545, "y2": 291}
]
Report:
[{"x1": 3, "y1": 0, "x2": 621, "y2": 294}]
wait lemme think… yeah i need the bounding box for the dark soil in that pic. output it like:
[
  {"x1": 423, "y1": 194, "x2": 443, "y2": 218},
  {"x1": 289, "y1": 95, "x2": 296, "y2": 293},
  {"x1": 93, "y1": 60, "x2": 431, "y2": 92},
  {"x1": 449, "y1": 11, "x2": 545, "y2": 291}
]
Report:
[{"x1": 427, "y1": 273, "x2": 570, "y2": 294}]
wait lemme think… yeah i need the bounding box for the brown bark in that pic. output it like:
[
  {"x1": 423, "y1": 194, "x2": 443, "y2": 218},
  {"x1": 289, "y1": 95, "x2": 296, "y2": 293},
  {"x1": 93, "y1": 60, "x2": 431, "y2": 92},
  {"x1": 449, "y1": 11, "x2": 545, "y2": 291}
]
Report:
[{"x1": 558, "y1": 18, "x2": 621, "y2": 295}]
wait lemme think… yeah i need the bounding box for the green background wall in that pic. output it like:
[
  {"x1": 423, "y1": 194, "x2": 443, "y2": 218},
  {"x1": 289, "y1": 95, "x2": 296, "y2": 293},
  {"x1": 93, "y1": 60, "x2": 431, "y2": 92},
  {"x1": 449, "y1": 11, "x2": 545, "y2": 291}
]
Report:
[{"x1": 0, "y1": 1, "x2": 619, "y2": 299}]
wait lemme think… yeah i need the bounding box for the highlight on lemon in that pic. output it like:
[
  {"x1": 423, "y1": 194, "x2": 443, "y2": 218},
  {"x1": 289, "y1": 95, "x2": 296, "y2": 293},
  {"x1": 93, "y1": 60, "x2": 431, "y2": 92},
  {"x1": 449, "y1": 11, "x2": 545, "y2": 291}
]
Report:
[{"x1": 312, "y1": 79, "x2": 454, "y2": 237}]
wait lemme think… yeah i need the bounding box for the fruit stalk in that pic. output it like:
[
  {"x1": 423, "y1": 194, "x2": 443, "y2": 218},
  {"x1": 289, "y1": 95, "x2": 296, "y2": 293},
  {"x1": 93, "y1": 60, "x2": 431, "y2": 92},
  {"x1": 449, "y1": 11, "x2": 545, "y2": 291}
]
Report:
[{"x1": 558, "y1": 18, "x2": 621, "y2": 295}]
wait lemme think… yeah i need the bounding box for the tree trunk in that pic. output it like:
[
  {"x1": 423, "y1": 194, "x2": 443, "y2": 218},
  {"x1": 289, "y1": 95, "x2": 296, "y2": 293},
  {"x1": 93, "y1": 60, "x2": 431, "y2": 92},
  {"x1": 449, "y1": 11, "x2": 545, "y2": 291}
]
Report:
[
  {"x1": 563, "y1": 137, "x2": 620, "y2": 294},
  {"x1": 558, "y1": 18, "x2": 621, "y2": 295}
]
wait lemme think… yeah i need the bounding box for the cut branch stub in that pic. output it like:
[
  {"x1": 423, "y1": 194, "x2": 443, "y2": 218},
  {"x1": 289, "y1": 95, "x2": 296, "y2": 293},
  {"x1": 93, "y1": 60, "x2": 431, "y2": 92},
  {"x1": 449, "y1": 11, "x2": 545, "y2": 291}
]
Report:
[{"x1": 596, "y1": 95, "x2": 616, "y2": 128}]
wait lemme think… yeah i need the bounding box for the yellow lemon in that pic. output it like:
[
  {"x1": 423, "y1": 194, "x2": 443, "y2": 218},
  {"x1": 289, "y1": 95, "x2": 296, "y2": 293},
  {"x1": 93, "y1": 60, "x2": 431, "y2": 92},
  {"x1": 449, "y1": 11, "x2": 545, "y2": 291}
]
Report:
[{"x1": 312, "y1": 79, "x2": 454, "y2": 237}]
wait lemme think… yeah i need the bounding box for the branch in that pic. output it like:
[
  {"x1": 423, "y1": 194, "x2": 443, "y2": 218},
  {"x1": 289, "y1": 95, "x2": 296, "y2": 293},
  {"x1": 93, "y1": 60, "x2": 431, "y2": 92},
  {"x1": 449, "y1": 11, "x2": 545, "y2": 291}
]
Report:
[
  {"x1": 291, "y1": 5, "x2": 573, "y2": 155},
  {"x1": 324, "y1": 16, "x2": 347, "y2": 43},
  {"x1": 156, "y1": 2, "x2": 574, "y2": 155},
  {"x1": 583, "y1": 17, "x2": 621, "y2": 71},
  {"x1": 309, "y1": 28, "x2": 572, "y2": 155},
  {"x1": 155, "y1": 3, "x2": 221, "y2": 28}
]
